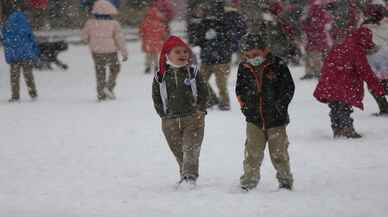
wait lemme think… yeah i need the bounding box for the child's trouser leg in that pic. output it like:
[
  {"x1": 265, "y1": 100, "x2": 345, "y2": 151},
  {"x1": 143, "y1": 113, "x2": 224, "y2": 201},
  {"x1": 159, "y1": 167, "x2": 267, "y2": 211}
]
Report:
[
  {"x1": 200, "y1": 64, "x2": 219, "y2": 107},
  {"x1": 21, "y1": 61, "x2": 38, "y2": 98},
  {"x1": 10, "y1": 63, "x2": 22, "y2": 99},
  {"x1": 93, "y1": 53, "x2": 107, "y2": 100},
  {"x1": 267, "y1": 126, "x2": 293, "y2": 187},
  {"x1": 240, "y1": 122, "x2": 267, "y2": 189},
  {"x1": 214, "y1": 63, "x2": 231, "y2": 107},
  {"x1": 370, "y1": 91, "x2": 388, "y2": 113},
  {"x1": 162, "y1": 118, "x2": 184, "y2": 177},
  {"x1": 181, "y1": 113, "x2": 205, "y2": 179},
  {"x1": 106, "y1": 53, "x2": 120, "y2": 92}
]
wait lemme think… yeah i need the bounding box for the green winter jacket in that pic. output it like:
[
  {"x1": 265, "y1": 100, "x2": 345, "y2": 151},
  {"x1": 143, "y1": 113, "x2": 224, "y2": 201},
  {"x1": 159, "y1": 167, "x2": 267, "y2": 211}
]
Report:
[{"x1": 152, "y1": 65, "x2": 208, "y2": 119}]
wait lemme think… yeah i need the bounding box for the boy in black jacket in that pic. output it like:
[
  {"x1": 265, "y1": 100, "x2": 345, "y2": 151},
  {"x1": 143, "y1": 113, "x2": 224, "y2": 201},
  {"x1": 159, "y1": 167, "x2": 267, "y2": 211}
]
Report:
[{"x1": 236, "y1": 33, "x2": 295, "y2": 191}]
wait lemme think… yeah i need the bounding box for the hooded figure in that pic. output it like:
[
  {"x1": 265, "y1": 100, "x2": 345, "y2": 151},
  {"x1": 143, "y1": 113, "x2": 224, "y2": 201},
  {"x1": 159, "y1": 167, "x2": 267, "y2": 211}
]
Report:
[
  {"x1": 152, "y1": 36, "x2": 208, "y2": 188},
  {"x1": 314, "y1": 27, "x2": 385, "y2": 138},
  {"x1": 81, "y1": 0, "x2": 128, "y2": 101},
  {"x1": 1, "y1": 4, "x2": 40, "y2": 102}
]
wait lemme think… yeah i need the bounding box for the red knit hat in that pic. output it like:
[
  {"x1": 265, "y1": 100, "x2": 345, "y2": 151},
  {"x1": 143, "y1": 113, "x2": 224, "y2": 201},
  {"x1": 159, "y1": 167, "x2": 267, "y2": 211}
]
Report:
[{"x1": 158, "y1": 36, "x2": 191, "y2": 77}]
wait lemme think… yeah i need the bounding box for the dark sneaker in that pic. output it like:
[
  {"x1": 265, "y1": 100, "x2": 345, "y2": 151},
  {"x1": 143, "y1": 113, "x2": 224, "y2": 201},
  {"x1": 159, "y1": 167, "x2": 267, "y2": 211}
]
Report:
[
  {"x1": 372, "y1": 111, "x2": 388, "y2": 117},
  {"x1": 31, "y1": 96, "x2": 38, "y2": 102},
  {"x1": 97, "y1": 95, "x2": 106, "y2": 102},
  {"x1": 218, "y1": 104, "x2": 231, "y2": 111},
  {"x1": 177, "y1": 176, "x2": 197, "y2": 190},
  {"x1": 279, "y1": 182, "x2": 293, "y2": 190},
  {"x1": 334, "y1": 128, "x2": 362, "y2": 139},
  {"x1": 8, "y1": 97, "x2": 20, "y2": 103},
  {"x1": 144, "y1": 67, "x2": 151, "y2": 74},
  {"x1": 300, "y1": 74, "x2": 315, "y2": 80}
]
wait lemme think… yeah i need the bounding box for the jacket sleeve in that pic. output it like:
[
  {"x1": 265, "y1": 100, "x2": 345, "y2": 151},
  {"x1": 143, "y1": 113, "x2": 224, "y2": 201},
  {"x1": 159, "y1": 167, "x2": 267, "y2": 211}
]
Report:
[
  {"x1": 80, "y1": 20, "x2": 90, "y2": 43},
  {"x1": 113, "y1": 21, "x2": 128, "y2": 59},
  {"x1": 152, "y1": 77, "x2": 165, "y2": 118},
  {"x1": 275, "y1": 62, "x2": 295, "y2": 110},
  {"x1": 235, "y1": 64, "x2": 248, "y2": 107},
  {"x1": 355, "y1": 50, "x2": 385, "y2": 96},
  {"x1": 195, "y1": 68, "x2": 208, "y2": 112}
]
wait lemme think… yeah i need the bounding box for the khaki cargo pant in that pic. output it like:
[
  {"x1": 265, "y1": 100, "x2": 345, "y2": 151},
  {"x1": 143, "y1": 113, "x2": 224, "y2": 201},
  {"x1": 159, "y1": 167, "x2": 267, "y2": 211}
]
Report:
[
  {"x1": 200, "y1": 64, "x2": 231, "y2": 107},
  {"x1": 92, "y1": 53, "x2": 120, "y2": 100},
  {"x1": 162, "y1": 113, "x2": 205, "y2": 179},
  {"x1": 10, "y1": 61, "x2": 38, "y2": 99},
  {"x1": 304, "y1": 50, "x2": 324, "y2": 77},
  {"x1": 240, "y1": 122, "x2": 293, "y2": 188}
]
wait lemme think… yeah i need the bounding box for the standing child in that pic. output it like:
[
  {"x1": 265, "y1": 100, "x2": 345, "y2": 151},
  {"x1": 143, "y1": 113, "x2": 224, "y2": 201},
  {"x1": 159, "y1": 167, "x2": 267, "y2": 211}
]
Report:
[
  {"x1": 364, "y1": 3, "x2": 388, "y2": 115},
  {"x1": 1, "y1": 2, "x2": 40, "y2": 102},
  {"x1": 139, "y1": 1, "x2": 169, "y2": 74},
  {"x1": 236, "y1": 33, "x2": 295, "y2": 191},
  {"x1": 152, "y1": 36, "x2": 208, "y2": 188},
  {"x1": 314, "y1": 27, "x2": 385, "y2": 138},
  {"x1": 81, "y1": 0, "x2": 128, "y2": 101}
]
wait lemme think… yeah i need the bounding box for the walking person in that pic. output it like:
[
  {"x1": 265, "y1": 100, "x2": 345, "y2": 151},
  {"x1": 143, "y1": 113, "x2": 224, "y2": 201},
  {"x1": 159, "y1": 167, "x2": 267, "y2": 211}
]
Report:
[
  {"x1": 236, "y1": 33, "x2": 295, "y2": 191},
  {"x1": 1, "y1": 1, "x2": 40, "y2": 102},
  {"x1": 139, "y1": 0, "x2": 169, "y2": 74},
  {"x1": 194, "y1": 0, "x2": 234, "y2": 110},
  {"x1": 152, "y1": 36, "x2": 208, "y2": 188},
  {"x1": 314, "y1": 27, "x2": 385, "y2": 138},
  {"x1": 81, "y1": 0, "x2": 128, "y2": 101}
]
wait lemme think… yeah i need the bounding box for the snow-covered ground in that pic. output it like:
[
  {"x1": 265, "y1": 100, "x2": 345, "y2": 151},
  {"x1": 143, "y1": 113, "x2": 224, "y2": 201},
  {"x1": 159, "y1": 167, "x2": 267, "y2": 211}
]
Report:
[{"x1": 1, "y1": 41, "x2": 387, "y2": 217}]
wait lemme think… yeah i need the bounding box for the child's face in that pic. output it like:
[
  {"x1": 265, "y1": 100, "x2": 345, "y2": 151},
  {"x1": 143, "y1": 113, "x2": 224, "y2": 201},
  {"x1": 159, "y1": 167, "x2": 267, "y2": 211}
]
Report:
[{"x1": 168, "y1": 46, "x2": 189, "y2": 66}]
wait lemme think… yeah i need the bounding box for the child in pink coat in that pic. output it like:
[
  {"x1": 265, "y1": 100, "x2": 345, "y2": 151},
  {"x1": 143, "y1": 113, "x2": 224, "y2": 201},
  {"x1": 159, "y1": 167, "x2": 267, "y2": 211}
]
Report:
[{"x1": 81, "y1": 0, "x2": 128, "y2": 101}]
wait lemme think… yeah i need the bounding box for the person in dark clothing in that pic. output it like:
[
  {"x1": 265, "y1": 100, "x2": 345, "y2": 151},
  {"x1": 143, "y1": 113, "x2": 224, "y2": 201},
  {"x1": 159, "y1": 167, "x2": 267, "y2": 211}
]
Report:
[
  {"x1": 236, "y1": 33, "x2": 295, "y2": 191},
  {"x1": 152, "y1": 36, "x2": 208, "y2": 189},
  {"x1": 193, "y1": 0, "x2": 234, "y2": 110}
]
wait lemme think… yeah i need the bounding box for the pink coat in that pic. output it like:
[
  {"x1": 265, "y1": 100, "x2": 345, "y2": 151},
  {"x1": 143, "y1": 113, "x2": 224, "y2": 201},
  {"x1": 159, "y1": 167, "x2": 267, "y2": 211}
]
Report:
[
  {"x1": 81, "y1": 0, "x2": 128, "y2": 58},
  {"x1": 314, "y1": 27, "x2": 385, "y2": 109}
]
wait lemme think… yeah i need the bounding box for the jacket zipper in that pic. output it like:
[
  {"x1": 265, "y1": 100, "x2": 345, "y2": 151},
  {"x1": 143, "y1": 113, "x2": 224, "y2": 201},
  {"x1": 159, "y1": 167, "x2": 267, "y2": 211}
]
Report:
[{"x1": 246, "y1": 64, "x2": 267, "y2": 129}]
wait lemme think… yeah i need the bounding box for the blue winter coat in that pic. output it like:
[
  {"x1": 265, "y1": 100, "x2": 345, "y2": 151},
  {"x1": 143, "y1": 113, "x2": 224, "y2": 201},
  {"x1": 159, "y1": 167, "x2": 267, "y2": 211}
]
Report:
[{"x1": 1, "y1": 11, "x2": 40, "y2": 64}]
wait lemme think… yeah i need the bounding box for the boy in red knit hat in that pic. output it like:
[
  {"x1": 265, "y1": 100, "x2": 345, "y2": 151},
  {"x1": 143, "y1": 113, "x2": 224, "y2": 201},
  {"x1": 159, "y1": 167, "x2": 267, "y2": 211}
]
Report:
[{"x1": 152, "y1": 36, "x2": 208, "y2": 188}]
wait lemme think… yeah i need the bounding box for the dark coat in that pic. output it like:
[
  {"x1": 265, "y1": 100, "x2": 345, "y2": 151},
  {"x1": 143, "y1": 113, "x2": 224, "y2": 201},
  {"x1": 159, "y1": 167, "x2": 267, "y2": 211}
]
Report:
[
  {"x1": 235, "y1": 54, "x2": 295, "y2": 129},
  {"x1": 314, "y1": 27, "x2": 385, "y2": 109},
  {"x1": 193, "y1": 16, "x2": 233, "y2": 64},
  {"x1": 152, "y1": 65, "x2": 208, "y2": 119},
  {"x1": 224, "y1": 10, "x2": 247, "y2": 53}
]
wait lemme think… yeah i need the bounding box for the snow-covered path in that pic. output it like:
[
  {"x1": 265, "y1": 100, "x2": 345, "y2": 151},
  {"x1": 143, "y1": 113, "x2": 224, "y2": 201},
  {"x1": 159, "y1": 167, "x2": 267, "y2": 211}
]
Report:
[{"x1": 1, "y1": 43, "x2": 387, "y2": 217}]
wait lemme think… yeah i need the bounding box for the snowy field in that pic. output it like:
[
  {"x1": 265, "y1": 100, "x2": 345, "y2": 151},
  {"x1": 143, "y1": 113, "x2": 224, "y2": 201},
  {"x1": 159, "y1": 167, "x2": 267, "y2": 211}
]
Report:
[{"x1": 1, "y1": 41, "x2": 388, "y2": 217}]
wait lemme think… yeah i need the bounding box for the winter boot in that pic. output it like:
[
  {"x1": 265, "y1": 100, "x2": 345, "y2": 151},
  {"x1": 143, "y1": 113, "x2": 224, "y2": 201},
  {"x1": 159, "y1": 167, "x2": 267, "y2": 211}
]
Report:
[
  {"x1": 8, "y1": 97, "x2": 20, "y2": 103},
  {"x1": 300, "y1": 74, "x2": 315, "y2": 80},
  {"x1": 279, "y1": 182, "x2": 293, "y2": 191},
  {"x1": 218, "y1": 103, "x2": 231, "y2": 111},
  {"x1": 177, "y1": 176, "x2": 197, "y2": 190},
  {"x1": 334, "y1": 127, "x2": 362, "y2": 139}
]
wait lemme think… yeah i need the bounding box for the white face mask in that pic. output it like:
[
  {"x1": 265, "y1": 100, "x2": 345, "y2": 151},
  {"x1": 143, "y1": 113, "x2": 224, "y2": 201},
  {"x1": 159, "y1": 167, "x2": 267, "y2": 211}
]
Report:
[
  {"x1": 166, "y1": 55, "x2": 187, "y2": 68},
  {"x1": 247, "y1": 56, "x2": 265, "y2": 66}
]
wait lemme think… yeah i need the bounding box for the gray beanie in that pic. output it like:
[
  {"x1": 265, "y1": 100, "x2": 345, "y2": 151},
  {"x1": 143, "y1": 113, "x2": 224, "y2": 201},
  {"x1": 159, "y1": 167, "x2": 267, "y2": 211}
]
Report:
[{"x1": 240, "y1": 33, "x2": 267, "y2": 52}]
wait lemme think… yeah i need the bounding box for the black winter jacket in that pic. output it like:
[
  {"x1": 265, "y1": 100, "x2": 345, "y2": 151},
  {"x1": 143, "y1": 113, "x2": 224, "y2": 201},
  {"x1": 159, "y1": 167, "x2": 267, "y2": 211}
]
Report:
[{"x1": 235, "y1": 54, "x2": 295, "y2": 129}]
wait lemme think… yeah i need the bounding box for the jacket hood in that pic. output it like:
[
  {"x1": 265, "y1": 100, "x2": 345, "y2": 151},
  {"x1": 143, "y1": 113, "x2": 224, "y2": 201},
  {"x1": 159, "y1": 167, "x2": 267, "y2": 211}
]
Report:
[{"x1": 92, "y1": 0, "x2": 118, "y2": 15}]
